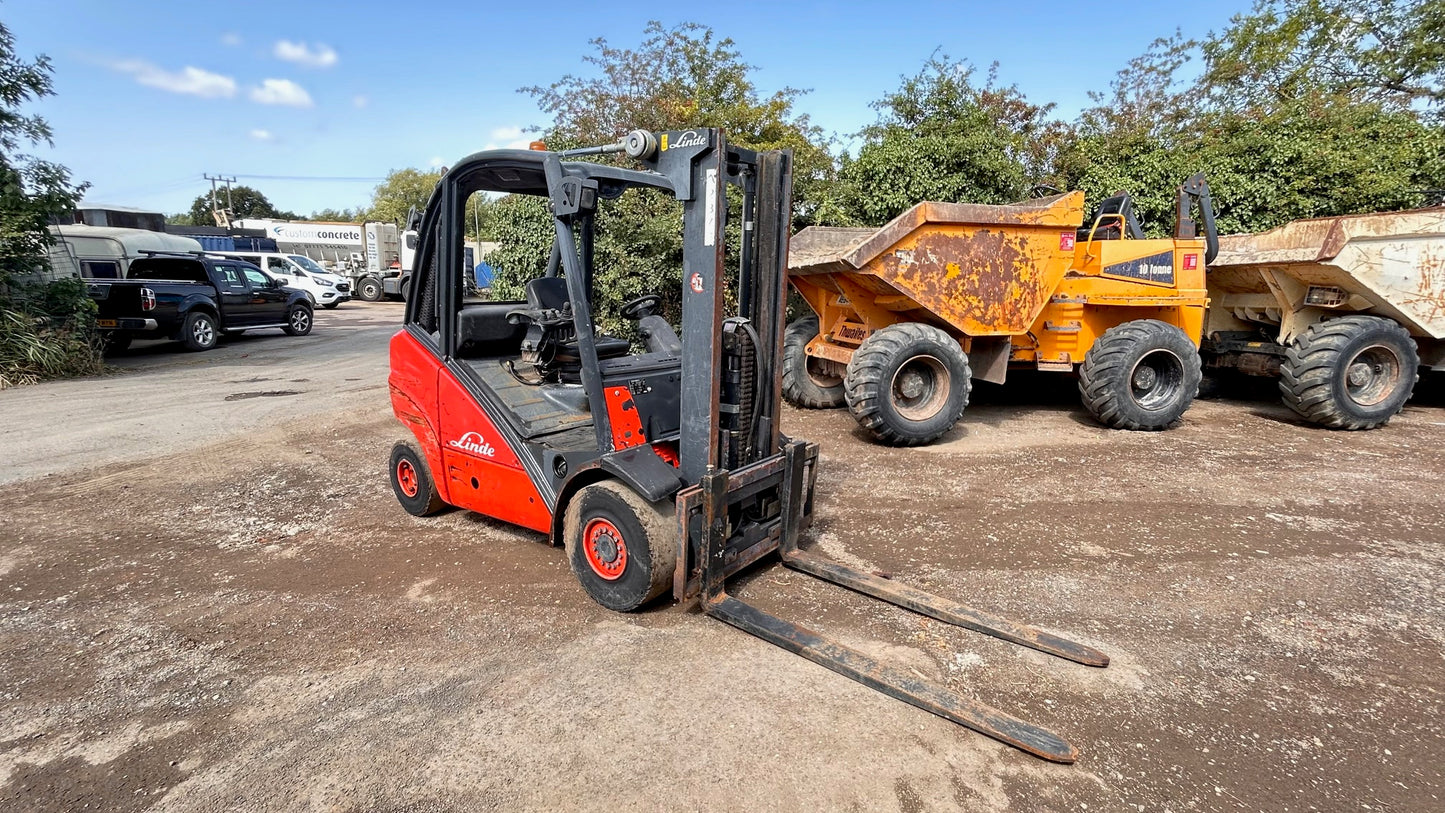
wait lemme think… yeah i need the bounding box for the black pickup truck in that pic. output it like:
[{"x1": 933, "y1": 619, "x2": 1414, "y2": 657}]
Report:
[{"x1": 87, "y1": 253, "x2": 314, "y2": 352}]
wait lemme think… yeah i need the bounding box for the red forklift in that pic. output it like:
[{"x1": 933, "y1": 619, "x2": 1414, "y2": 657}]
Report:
[{"x1": 385, "y1": 128, "x2": 1108, "y2": 762}]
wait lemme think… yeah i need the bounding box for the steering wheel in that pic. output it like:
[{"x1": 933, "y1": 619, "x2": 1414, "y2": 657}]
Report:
[
  {"x1": 1029, "y1": 184, "x2": 1064, "y2": 199},
  {"x1": 620, "y1": 293, "x2": 662, "y2": 320}
]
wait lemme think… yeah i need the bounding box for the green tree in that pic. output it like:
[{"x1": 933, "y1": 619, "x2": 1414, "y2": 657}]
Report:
[
  {"x1": 1201, "y1": 0, "x2": 1445, "y2": 113},
  {"x1": 305, "y1": 207, "x2": 360, "y2": 222},
  {"x1": 1067, "y1": 6, "x2": 1445, "y2": 235},
  {"x1": 840, "y1": 56, "x2": 1070, "y2": 225},
  {"x1": 363, "y1": 168, "x2": 442, "y2": 226},
  {"x1": 0, "y1": 21, "x2": 97, "y2": 386},
  {"x1": 185, "y1": 185, "x2": 296, "y2": 225},
  {"x1": 490, "y1": 21, "x2": 843, "y2": 334}
]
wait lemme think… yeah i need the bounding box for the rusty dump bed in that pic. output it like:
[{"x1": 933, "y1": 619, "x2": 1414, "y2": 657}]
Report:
[
  {"x1": 790, "y1": 195, "x2": 1083, "y2": 275},
  {"x1": 790, "y1": 194, "x2": 1087, "y2": 337},
  {"x1": 1210, "y1": 207, "x2": 1445, "y2": 339}
]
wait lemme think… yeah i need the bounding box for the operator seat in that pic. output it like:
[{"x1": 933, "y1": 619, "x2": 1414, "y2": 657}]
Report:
[
  {"x1": 1079, "y1": 192, "x2": 1146, "y2": 241},
  {"x1": 521, "y1": 277, "x2": 630, "y2": 371}
]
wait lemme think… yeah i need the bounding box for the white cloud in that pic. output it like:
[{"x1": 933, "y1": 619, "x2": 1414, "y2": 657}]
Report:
[
  {"x1": 220, "y1": 32, "x2": 242, "y2": 47},
  {"x1": 249, "y1": 78, "x2": 314, "y2": 108},
  {"x1": 428, "y1": 156, "x2": 445, "y2": 168},
  {"x1": 249, "y1": 129, "x2": 274, "y2": 141},
  {"x1": 273, "y1": 40, "x2": 338, "y2": 69},
  {"x1": 109, "y1": 59, "x2": 236, "y2": 98},
  {"x1": 352, "y1": 94, "x2": 369, "y2": 108},
  {"x1": 483, "y1": 126, "x2": 533, "y2": 150}
]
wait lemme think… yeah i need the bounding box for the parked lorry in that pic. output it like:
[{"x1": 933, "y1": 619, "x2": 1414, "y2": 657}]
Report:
[
  {"x1": 785, "y1": 177, "x2": 1218, "y2": 444},
  {"x1": 87, "y1": 253, "x2": 314, "y2": 352},
  {"x1": 1203, "y1": 206, "x2": 1445, "y2": 428}
]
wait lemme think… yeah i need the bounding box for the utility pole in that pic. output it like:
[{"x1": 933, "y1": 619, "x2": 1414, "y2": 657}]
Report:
[{"x1": 203, "y1": 173, "x2": 237, "y2": 227}]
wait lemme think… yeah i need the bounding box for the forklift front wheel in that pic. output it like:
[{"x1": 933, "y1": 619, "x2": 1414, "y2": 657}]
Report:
[
  {"x1": 389, "y1": 441, "x2": 446, "y2": 516},
  {"x1": 563, "y1": 480, "x2": 677, "y2": 612}
]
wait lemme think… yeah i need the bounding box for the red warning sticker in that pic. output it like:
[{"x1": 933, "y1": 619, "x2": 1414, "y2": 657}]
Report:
[
  {"x1": 1060, "y1": 232, "x2": 1076, "y2": 251},
  {"x1": 1183, "y1": 253, "x2": 1199, "y2": 270},
  {"x1": 689, "y1": 272, "x2": 704, "y2": 293}
]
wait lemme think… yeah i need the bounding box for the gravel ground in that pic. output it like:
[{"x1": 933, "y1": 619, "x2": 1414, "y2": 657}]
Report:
[{"x1": 1, "y1": 304, "x2": 1442, "y2": 812}]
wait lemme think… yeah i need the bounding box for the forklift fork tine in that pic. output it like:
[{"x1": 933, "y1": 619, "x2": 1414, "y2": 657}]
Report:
[
  {"x1": 780, "y1": 550, "x2": 1109, "y2": 668},
  {"x1": 704, "y1": 592, "x2": 1079, "y2": 763}
]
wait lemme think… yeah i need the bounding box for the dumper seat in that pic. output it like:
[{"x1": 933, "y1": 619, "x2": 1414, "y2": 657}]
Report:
[{"x1": 1080, "y1": 192, "x2": 1145, "y2": 241}]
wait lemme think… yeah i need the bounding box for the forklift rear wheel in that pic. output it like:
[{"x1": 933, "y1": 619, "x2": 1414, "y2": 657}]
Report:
[
  {"x1": 783, "y1": 315, "x2": 845, "y2": 409},
  {"x1": 389, "y1": 442, "x2": 446, "y2": 516},
  {"x1": 1079, "y1": 319, "x2": 1201, "y2": 430},
  {"x1": 1279, "y1": 315, "x2": 1418, "y2": 429},
  {"x1": 357, "y1": 277, "x2": 383, "y2": 302},
  {"x1": 844, "y1": 322, "x2": 972, "y2": 446},
  {"x1": 564, "y1": 480, "x2": 677, "y2": 612}
]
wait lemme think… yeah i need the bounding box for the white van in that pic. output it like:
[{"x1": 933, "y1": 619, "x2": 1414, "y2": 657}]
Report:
[{"x1": 219, "y1": 252, "x2": 352, "y2": 309}]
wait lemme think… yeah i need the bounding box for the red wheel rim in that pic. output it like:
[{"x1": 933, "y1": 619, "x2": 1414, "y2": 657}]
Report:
[
  {"x1": 396, "y1": 458, "x2": 419, "y2": 498},
  {"x1": 582, "y1": 518, "x2": 628, "y2": 581}
]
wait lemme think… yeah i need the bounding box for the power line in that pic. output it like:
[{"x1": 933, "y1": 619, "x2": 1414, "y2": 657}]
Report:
[{"x1": 228, "y1": 174, "x2": 386, "y2": 182}]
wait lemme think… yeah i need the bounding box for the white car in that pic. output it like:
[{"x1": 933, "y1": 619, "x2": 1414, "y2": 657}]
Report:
[{"x1": 219, "y1": 252, "x2": 352, "y2": 309}]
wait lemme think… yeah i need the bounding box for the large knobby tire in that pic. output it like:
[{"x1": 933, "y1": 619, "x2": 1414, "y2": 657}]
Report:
[
  {"x1": 782, "y1": 315, "x2": 845, "y2": 409},
  {"x1": 844, "y1": 322, "x2": 972, "y2": 446},
  {"x1": 283, "y1": 303, "x2": 313, "y2": 336},
  {"x1": 357, "y1": 276, "x2": 383, "y2": 302},
  {"x1": 179, "y1": 310, "x2": 219, "y2": 351},
  {"x1": 1079, "y1": 319, "x2": 1202, "y2": 430},
  {"x1": 389, "y1": 441, "x2": 446, "y2": 516},
  {"x1": 564, "y1": 480, "x2": 677, "y2": 612},
  {"x1": 1279, "y1": 315, "x2": 1419, "y2": 429}
]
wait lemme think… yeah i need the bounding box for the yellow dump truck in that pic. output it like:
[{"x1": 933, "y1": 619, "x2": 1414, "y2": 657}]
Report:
[
  {"x1": 785, "y1": 178, "x2": 1218, "y2": 444},
  {"x1": 1204, "y1": 206, "x2": 1445, "y2": 429}
]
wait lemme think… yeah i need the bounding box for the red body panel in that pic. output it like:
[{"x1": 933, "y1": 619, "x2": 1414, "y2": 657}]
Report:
[
  {"x1": 602, "y1": 385, "x2": 647, "y2": 450},
  {"x1": 389, "y1": 330, "x2": 449, "y2": 503},
  {"x1": 389, "y1": 329, "x2": 553, "y2": 533}
]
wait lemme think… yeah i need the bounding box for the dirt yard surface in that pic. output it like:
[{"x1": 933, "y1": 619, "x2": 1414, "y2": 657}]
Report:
[{"x1": 2, "y1": 303, "x2": 1442, "y2": 812}]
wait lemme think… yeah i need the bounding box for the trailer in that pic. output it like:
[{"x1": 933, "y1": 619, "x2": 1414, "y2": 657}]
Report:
[{"x1": 1204, "y1": 206, "x2": 1445, "y2": 429}]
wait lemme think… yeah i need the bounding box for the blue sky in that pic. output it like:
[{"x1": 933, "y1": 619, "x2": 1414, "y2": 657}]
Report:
[{"x1": 7, "y1": 0, "x2": 1250, "y2": 217}]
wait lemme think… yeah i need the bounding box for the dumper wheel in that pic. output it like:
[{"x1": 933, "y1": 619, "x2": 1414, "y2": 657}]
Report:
[
  {"x1": 844, "y1": 322, "x2": 972, "y2": 446},
  {"x1": 1279, "y1": 315, "x2": 1419, "y2": 429},
  {"x1": 389, "y1": 441, "x2": 446, "y2": 516},
  {"x1": 564, "y1": 480, "x2": 678, "y2": 612},
  {"x1": 783, "y1": 316, "x2": 845, "y2": 409},
  {"x1": 1079, "y1": 319, "x2": 1201, "y2": 430}
]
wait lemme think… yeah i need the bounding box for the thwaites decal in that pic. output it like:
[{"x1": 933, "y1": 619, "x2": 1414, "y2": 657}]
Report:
[{"x1": 1104, "y1": 250, "x2": 1176, "y2": 285}]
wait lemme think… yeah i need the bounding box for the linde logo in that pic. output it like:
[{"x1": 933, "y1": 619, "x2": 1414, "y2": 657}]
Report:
[
  {"x1": 448, "y1": 431, "x2": 496, "y2": 457},
  {"x1": 670, "y1": 130, "x2": 707, "y2": 149}
]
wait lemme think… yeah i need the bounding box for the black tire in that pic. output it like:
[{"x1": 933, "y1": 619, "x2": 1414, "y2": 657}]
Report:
[
  {"x1": 783, "y1": 315, "x2": 845, "y2": 409},
  {"x1": 357, "y1": 277, "x2": 383, "y2": 302},
  {"x1": 1279, "y1": 315, "x2": 1419, "y2": 429},
  {"x1": 1079, "y1": 319, "x2": 1202, "y2": 430},
  {"x1": 283, "y1": 303, "x2": 313, "y2": 336},
  {"x1": 321, "y1": 301, "x2": 340, "y2": 310},
  {"x1": 179, "y1": 310, "x2": 219, "y2": 351},
  {"x1": 102, "y1": 333, "x2": 131, "y2": 355},
  {"x1": 399, "y1": 276, "x2": 412, "y2": 302},
  {"x1": 389, "y1": 441, "x2": 446, "y2": 516},
  {"x1": 563, "y1": 480, "x2": 677, "y2": 612},
  {"x1": 844, "y1": 322, "x2": 972, "y2": 446}
]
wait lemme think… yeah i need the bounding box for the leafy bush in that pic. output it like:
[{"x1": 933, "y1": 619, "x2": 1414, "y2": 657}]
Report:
[{"x1": 0, "y1": 277, "x2": 103, "y2": 388}]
